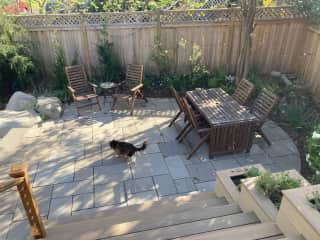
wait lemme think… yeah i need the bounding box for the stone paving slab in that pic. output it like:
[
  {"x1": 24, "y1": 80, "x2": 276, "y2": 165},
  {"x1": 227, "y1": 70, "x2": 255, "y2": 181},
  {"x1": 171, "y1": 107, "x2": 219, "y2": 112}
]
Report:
[
  {"x1": 94, "y1": 183, "x2": 126, "y2": 207},
  {"x1": 127, "y1": 190, "x2": 158, "y2": 206},
  {"x1": 72, "y1": 193, "x2": 94, "y2": 211},
  {"x1": 74, "y1": 168, "x2": 93, "y2": 181},
  {"x1": 52, "y1": 179, "x2": 93, "y2": 198},
  {"x1": 164, "y1": 155, "x2": 190, "y2": 180},
  {"x1": 94, "y1": 163, "x2": 132, "y2": 185},
  {"x1": 125, "y1": 177, "x2": 154, "y2": 195},
  {"x1": 0, "y1": 214, "x2": 13, "y2": 240},
  {"x1": 49, "y1": 197, "x2": 73, "y2": 219},
  {"x1": 195, "y1": 181, "x2": 216, "y2": 192},
  {"x1": 186, "y1": 162, "x2": 215, "y2": 183},
  {"x1": 132, "y1": 153, "x2": 169, "y2": 178},
  {"x1": 6, "y1": 219, "x2": 30, "y2": 240},
  {"x1": 153, "y1": 175, "x2": 177, "y2": 197},
  {"x1": 174, "y1": 178, "x2": 196, "y2": 194},
  {"x1": 212, "y1": 158, "x2": 240, "y2": 171}
]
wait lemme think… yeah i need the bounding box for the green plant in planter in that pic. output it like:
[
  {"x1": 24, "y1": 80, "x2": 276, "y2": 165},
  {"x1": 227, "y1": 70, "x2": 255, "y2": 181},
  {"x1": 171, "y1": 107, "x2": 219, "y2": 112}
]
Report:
[
  {"x1": 245, "y1": 167, "x2": 261, "y2": 178},
  {"x1": 306, "y1": 124, "x2": 320, "y2": 176},
  {"x1": 256, "y1": 171, "x2": 302, "y2": 208},
  {"x1": 307, "y1": 191, "x2": 320, "y2": 212}
]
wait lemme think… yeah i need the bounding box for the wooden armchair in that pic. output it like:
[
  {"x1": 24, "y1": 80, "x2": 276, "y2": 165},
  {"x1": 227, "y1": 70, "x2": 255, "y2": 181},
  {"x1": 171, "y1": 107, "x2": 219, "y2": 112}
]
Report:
[
  {"x1": 251, "y1": 88, "x2": 279, "y2": 145},
  {"x1": 65, "y1": 65, "x2": 101, "y2": 115},
  {"x1": 180, "y1": 98, "x2": 211, "y2": 159},
  {"x1": 111, "y1": 64, "x2": 147, "y2": 115},
  {"x1": 168, "y1": 87, "x2": 185, "y2": 127},
  {"x1": 232, "y1": 78, "x2": 255, "y2": 105}
]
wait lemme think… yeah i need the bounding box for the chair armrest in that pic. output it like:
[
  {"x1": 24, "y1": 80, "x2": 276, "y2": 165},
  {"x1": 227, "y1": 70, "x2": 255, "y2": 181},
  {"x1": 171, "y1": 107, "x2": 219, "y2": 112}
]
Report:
[
  {"x1": 130, "y1": 84, "x2": 143, "y2": 92},
  {"x1": 198, "y1": 128, "x2": 211, "y2": 134},
  {"x1": 68, "y1": 86, "x2": 75, "y2": 93},
  {"x1": 88, "y1": 82, "x2": 98, "y2": 88}
]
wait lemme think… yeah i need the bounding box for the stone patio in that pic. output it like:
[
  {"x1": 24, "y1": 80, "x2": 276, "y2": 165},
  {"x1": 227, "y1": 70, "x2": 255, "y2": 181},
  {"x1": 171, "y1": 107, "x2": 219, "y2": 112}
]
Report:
[{"x1": 0, "y1": 96, "x2": 300, "y2": 239}]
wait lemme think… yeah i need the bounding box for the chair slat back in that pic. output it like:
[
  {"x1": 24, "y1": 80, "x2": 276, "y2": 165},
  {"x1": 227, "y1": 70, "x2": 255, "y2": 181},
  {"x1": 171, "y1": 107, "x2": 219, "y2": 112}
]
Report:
[
  {"x1": 125, "y1": 64, "x2": 143, "y2": 89},
  {"x1": 171, "y1": 87, "x2": 184, "y2": 112},
  {"x1": 65, "y1": 65, "x2": 90, "y2": 94},
  {"x1": 182, "y1": 97, "x2": 199, "y2": 129},
  {"x1": 252, "y1": 88, "x2": 278, "y2": 122},
  {"x1": 232, "y1": 79, "x2": 255, "y2": 105}
]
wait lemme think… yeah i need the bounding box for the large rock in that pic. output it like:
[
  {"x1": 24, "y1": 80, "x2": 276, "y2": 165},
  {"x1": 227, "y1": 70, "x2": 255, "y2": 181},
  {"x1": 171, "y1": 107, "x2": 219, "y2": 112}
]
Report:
[
  {"x1": 35, "y1": 96, "x2": 62, "y2": 120},
  {"x1": 0, "y1": 110, "x2": 41, "y2": 137},
  {"x1": 6, "y1": 91, "x2": 36, "y2": 111}
]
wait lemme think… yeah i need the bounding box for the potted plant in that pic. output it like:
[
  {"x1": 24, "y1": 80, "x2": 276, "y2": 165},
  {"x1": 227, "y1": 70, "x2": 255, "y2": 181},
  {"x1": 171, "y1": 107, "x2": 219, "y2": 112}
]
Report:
[
  {"x1": 216, "y1": 164, "x2": 265, "y2": 203},
  {"x1": 239, "y1": 169, "x2": 309, "y2": 222}
]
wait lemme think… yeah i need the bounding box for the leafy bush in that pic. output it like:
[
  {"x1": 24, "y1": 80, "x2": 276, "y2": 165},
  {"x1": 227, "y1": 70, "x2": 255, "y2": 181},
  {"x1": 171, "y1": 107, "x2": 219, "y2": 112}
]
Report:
[
  {"x1": 96, "y1": 29, "x2": 122, "y2": 83},
  {"x1": 245, "y1": 167, "x2": 261, "y2": 178},
  {"x1": 306, "y1": 124, "x2": 320, "y2": 176},
  {"x1": 256, "y1": 171, "x2": 301, "y2": 207},
  {"x1": 307, "y1": 191, "x2": 320, "y2": 212},
  {"x1": 0, "y1": 14, "x2": 37, "y2": 106},
  {"x1": 296, "y1": 0, "x2": 320, "y2": 24}
]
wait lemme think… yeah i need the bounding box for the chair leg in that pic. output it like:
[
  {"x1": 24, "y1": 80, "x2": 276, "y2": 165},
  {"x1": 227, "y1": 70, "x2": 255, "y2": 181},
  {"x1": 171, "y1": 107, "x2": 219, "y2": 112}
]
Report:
[
  {"x1": 130, "y1": 95, "x2": 137, "y2": 116},
  {"x1": 187, "y1": 134, "x2": 209, "y2": 160},
  {"x1": 176, "y1": 123, "x2": 191, "y2": 140},
  {"x1": 178, "y1": 125, "x2": 193, "y2": 143},
  {"x1": 96, "y1": 97, "x2": 102, "y2": 111},
  {"x1": 258, "y1": 128, "x2": 271, "y2": 146},
  {"x1": 137, "y1": 90, "x2": 148, "y2": 103},
  {"x1": 168, "y1": 111, "x2": 182, "y2": 127},
  {"x1": 111, "y1": 96, "x2": 118, "y2": 110}
]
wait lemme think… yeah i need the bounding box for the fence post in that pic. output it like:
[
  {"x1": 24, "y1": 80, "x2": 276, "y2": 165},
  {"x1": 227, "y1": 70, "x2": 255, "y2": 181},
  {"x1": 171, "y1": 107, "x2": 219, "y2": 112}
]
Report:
[
  {"x1": 9, "y1": 163, "x2": 46, "y2": 239},
  {"x1": 80, "y1": 12, "x2": 92, "y2": 78}
]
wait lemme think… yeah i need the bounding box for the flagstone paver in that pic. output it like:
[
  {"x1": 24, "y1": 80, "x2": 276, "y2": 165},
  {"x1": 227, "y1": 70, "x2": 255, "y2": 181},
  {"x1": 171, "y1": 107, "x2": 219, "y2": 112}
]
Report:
[
  {"x1": 164, "y1": 155, "x2": 190, "y2": 180},
  {"x1": 125, "y1": 177, "x2": 154, "y2": 195},
  {"x1": 127, "y1": 190, "x2": 158, "y2": 206},
  {"x1": 0, "y1": 98, "x2": 302, "y2": 240},
  {"x1": 153, "y1": 175, "x2": 177, "y2": 197},
  {"x1": 195, "y1": 181, "x2": 216, "y2": 192},
  {"x1": 175, "y1": 178, "x2": 196, "y2": 194},
  {"x1": 72, "y1": 193, "x2": 94, "y2": 211}
]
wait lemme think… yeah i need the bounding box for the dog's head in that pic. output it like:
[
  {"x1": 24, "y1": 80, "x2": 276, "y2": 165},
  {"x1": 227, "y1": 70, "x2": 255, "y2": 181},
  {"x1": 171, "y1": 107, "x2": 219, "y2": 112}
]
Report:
[{"x1": 109, "y1": 140, "x2": 117, "y2": 149}]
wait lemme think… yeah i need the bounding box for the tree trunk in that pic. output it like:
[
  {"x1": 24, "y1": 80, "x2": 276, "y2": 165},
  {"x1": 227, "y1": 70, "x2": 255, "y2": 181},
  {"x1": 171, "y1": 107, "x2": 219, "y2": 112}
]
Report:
[{"x1": 236, "y1": 0, "x2": 256, "y2": 83}]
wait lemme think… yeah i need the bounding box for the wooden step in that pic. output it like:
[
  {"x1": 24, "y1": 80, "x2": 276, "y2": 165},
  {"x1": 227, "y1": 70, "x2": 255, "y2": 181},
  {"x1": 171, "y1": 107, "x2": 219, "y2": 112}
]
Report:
[
  {"x1": 177, "y1": 222, "x2": 283, "y2": 240},
  {"x1": 46, "y1": 192, "x2": 224, "y2": 226},
  {"x1": 101, "y1": 212, "x2": 259, "y2": 240},
  {"x1": 46, "y1": 203, "x2": 241, "y2": 240}
]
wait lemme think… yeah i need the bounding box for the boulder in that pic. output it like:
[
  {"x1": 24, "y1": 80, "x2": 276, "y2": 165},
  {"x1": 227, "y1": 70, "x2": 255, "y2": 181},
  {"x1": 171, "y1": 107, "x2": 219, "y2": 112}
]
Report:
[
  {"x1": 35, "y1": 97, "x2": 62, "y2": 119},
  {"x1": 6, "y1": 91, "x2": 36, "y2": 111}
]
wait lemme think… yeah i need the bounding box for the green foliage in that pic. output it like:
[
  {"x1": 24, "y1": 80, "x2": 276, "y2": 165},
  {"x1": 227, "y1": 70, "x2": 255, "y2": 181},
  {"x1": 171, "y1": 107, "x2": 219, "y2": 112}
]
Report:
[
  {"x1": 256, "y1": 171, "x2": 301, "y2": 198},
  {"x1": 296, "y1": 0, "x2": 320, "y2": 25},
  {"x1": 308, "y1": 191, "x2": 320, "y2": 212},
  {"x1": 0, "y1": 14, "x2": 36, "y2": 105},
  {"x1": 245, "y1": 167, "x2": 261, "y2": 178},
  {"x1": 306, "y1": 124, "x2": 320, "y2": 175},
  {"x1": 96, "y1": 29, "x2": 122, "y2": 83}
]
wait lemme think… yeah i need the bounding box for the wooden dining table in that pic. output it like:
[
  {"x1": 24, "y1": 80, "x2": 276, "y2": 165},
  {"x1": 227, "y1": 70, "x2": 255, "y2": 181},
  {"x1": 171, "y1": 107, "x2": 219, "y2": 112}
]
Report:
[{"x1": 186, "y1": 88, "x2": 258, "y2": 158}]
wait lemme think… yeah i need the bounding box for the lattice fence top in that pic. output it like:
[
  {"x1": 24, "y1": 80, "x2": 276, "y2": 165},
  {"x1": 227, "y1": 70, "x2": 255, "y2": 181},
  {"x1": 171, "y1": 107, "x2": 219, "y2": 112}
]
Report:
[{"x1": 14, "y1": 6, "x2": 307, "y2": 29}]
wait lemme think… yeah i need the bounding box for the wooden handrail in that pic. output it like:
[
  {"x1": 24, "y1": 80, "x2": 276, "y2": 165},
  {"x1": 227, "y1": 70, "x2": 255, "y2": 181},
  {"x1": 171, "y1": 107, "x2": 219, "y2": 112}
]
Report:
[
  {"x1": 0, "y1": 178, "x2": 24, "y2": 193},
  {"x1": 5, "y1": 163, "x2": 46, "y2": 239}
]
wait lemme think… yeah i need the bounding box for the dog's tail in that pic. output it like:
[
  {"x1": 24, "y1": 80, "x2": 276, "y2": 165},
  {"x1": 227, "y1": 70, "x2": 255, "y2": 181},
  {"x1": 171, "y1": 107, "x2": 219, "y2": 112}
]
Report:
[{"x1": 136, "y1": 141, "x2": 147, "y2": 151}]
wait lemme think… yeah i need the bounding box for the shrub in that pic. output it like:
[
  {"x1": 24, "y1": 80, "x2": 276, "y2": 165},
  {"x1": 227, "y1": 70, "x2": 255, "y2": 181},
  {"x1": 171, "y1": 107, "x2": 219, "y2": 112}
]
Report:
[
  {"x1": 0, "y1": 14, "x2": 37, "y2": 105},
  {"x1": 96, "y1": 29, "x2": 122, "y2": 83},
  {"x1": 255, "y1": 172, "x2": 278, "y2": 197},
  {"x1": 306, "y1": 124, "x2": 320, "y2": 176},
  {"x1": 296, "y1": 0, "x2": 320, "y2": 25},
  {"x1": 245, "y1": 167, "x2": 261, "y2": 178}
]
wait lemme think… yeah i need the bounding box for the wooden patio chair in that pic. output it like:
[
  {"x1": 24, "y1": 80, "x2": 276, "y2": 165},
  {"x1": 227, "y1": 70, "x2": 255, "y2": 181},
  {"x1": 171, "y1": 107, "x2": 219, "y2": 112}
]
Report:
[
  {"x1": 251, "y1": 88, "x2": 279, "y2": 145},
  {"x1": 232, "y1": 78, "x2": 255, "y2": 105},
  {"x1": 111, "y1": 64, "x2": 147, "y2": 115},
  {"x1": 168, "y1": 87, "x2": 185, "y2": 127},
  {"x1": 180, "y1": 98, "x2": 211, "y2": 159},
  {"x1": 65, "y1": 65, "x2": 101, "y2": 115}
]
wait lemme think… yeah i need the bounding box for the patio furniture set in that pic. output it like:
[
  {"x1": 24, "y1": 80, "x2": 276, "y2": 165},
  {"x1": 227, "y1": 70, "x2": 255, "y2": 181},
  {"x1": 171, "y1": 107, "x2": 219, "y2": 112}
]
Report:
[
  {"x1": 64, "y1": 64, "x2": 278, "y2": 159},
  {"x1": 169, "y1": 79, "x2": 278, "y2": 159}
]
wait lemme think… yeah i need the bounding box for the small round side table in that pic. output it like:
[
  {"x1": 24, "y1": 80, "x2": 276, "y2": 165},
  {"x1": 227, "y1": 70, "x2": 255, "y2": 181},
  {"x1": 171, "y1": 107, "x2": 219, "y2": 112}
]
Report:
[{"x1": 100, "y1": 82, "x2": 118, "y2": 106}]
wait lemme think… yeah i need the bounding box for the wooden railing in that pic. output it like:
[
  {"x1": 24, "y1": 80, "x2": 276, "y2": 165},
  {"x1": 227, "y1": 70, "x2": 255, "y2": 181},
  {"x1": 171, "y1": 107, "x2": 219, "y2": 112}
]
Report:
[{"x1": 0, "y1": 163, "x2": 46, "y2": 239}]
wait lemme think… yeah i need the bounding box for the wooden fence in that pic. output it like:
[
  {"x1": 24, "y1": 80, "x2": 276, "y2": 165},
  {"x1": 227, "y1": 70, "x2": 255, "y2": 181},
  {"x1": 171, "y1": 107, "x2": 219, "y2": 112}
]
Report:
[
  {"x1": 15, "y1": 6, "x2": 308, "y2": 80},
  {"x1": 298, "y1": 26, "x2": 320, "y2": 103}
]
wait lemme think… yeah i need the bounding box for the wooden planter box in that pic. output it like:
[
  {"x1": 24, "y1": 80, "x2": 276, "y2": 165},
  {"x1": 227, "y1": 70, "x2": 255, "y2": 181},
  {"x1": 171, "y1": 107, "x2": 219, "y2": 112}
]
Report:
[
  {"x1": 277, "y1": 185, "x2": 320, "y2": 240},
  {"x1": 239, "y1": 169, "x2": 310, "y2": 222},
  {"x1": 216, "y1": 164, "x2": 265, "y2": 203}
]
